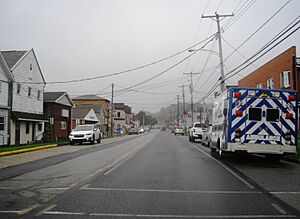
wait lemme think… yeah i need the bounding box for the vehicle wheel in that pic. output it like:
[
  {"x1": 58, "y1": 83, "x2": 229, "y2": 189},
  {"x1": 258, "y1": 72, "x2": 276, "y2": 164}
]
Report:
[
  {"x1": 191, "y1": 137, "x2": 195, "y2": 142},
  {"x1": 182, "y1": 133, "x2": 184, "y2": 136},
  {"x1": 97, "y1": 136, "x2": 101, "y2": 143},
  {"x1": 70, "y1": 141, "x2": 74, "y2": 145},
  {"x1": 216, "y1": 140, "x2": 224, "y2": 159},
  {"x1": 174, "y1": 133, "x2": 176, "y2": 135},
  {"x1": 90, "y1": 135, "x2": 95, "y2": 145},
  {"x1": 210, "y1": 147, "x2": 216, "y2": 156},
  {"x1": 265, "y1": 154, "x2": 282, "y2": 163},
  {"x1": 207, "y1": 140, "x2": 210, "y2": 147}
]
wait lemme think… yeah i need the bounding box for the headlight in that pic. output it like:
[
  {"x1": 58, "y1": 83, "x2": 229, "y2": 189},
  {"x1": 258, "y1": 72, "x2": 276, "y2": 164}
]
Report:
[
  {"x1": 86, "y1": 132, "x2": 92, "y2": 135},
  {"x1": 69, "y1": 134, "x2": 73, "y2": 137}
]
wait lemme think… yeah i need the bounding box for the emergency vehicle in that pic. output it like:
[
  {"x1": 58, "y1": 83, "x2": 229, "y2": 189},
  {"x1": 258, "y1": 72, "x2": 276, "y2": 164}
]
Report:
[{"x1": 211, "y1": 87, "x2": 297, "y2": 160}]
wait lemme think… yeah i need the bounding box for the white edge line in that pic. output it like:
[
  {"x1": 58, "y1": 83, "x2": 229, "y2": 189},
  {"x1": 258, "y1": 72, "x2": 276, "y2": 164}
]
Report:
[
  {"x1": 89, "y1": 213, "x2": 296, "y2": 218},
  {"x1": 189, "y1": 143, "x2": 255, "y2": 189},
  {"x1": 271, "y1": 203, "x2": 287, "y2": 215},
  {"x1": 44, "y1": 211, "x2": 84, "y2": 215},
  {"x1": 81, "y1": 187, "x2": 261, "y2": 194},
  {"x1": 0, "y1": 210, "x2": 22, "y2": 214},
  {"x1": 41, "y1": 211, "x2": 297, "y2": 218}
]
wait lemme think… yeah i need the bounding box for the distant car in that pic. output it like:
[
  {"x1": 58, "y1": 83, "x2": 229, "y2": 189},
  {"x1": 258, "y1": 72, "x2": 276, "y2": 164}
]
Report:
[
  {"x1": 174, "y1": 127, "x2": 184, "y2": 135},
  {"x1": 161, "y1": 127, "x2": 166, "y2": 131},
  {"x1": 202, "y1": 125, "x2": 212, "y2": 147},
  {"x1": 69, "y1": 124, "x2": 101, "y2": 145},
  {"x1": 138, "y1": 128, "x2": 144, "y2": 134}
]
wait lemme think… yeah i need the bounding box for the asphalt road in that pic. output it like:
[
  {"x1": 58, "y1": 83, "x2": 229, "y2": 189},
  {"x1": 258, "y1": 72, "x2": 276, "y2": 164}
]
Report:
[{"x1": 0, "y1": 130, "x2": 299, "y2": 218}]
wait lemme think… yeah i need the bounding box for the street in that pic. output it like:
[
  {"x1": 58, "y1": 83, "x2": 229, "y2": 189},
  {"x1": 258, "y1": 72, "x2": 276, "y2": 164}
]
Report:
[{"x1": 0, "y1": 130, "x2": 299, "y2": 218}]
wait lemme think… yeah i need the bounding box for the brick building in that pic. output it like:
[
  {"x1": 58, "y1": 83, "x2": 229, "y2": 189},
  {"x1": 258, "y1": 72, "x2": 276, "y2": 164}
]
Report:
[
  {"x1": 238, "y1": 46, "x2": 300, "y2": 129},
  {"x1": 43, "y1": 92, "x2": 74, "y2": 142}
]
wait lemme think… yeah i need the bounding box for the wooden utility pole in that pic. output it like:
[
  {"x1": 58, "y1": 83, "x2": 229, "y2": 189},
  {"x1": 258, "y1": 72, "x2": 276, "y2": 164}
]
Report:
[
  {"x1": 202, "y1": 12, "x2": 233, "y2": 92},
  {"x1": 176, "y1": 95, "x2": 180, "y2": 126},
  {"x1": 183, "y1": 72, "x2": 200, "y2": 124},
  {"x1": 110, "y1": 83, "x2": 114, "y2": 137}
]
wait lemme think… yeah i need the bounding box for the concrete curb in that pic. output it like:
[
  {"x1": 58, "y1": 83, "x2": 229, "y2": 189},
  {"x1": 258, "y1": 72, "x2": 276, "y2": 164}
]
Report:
[{"x1": 0, "y1": 144, "x2": 58, "y2": 157}]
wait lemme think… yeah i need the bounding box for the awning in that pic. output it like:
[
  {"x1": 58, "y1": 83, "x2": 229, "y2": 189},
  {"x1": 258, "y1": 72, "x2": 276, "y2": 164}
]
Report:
[{"x1": 11, "y1": 111, "x2": 48, "y2": 122}]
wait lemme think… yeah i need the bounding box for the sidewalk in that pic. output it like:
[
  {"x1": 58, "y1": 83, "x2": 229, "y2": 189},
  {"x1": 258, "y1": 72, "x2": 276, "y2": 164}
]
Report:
[{"x1": 0, "y1": 134, "x2": 138, "y2": 169}]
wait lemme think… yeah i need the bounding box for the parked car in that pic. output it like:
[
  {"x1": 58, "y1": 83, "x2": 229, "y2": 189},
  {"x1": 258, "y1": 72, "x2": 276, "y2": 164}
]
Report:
[
  {"x1": 202, "y1": 125, "x2": 212, "y2": 147},
  {"x1": 188, "y1": 122, "x2": 207, "y2": 142},
  {"x1": 138, "y1": 127, "x2": 144, "y2": 134},
  {"x1": 69, "y1": 124, "x2": 101, "y2": 145},
  {"x1": 174, "y1": 127, "x2": 184, "y2": 135}
]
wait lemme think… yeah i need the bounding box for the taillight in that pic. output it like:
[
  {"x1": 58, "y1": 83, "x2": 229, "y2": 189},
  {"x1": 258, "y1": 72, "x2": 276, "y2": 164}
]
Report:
[
  {"x1": 235, "y1": 110, "x2": 243, "y2": 117},
  {"x1": 235, "y1": 128, "x2": 241, "y2": 142},
  {"x1": 234, "y1": 92, "x2": 241, "y2": 98},
  {"x1": 288, "y1": 95, "x2": 295, "y2": 101},
  {"x1": 285, "y1": 113, "x2": 293, "y2": 119},
  {"x1": 285, "y1": 131, "x2": 292, "y2": 145}
]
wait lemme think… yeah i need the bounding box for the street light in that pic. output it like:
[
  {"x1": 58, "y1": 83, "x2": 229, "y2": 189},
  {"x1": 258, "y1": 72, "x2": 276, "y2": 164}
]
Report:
[{"x1": 188, "y1": 48, "x2": 219, "y2": 56}]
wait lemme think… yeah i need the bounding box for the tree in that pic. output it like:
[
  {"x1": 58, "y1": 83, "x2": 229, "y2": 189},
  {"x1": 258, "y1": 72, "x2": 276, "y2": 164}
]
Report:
[{"x1": 136, "y1": 111, "x2": 157, "y2": 126}]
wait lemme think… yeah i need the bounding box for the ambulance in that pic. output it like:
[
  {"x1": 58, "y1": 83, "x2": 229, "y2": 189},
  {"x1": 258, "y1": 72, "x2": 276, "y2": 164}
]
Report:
[{"x1": 211, "y1": 87, "x2": 297, "y2": 160}]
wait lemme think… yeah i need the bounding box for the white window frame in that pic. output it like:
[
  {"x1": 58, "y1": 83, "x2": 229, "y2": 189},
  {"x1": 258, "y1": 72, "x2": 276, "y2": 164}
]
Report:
[
  {"x1": 0, "y1": 117, "x2": 4, "y2": 131},
  {"x1": 28, "y1": 87, "x2": 32, "y2": 97},
  {"x1": 17, "y1": 83, "x2": 21, "y2": 94},
  {"x1": 37, "y1": 90, "x2": 41, "y2": 100},
  {"x1": 267, "y1": 77, "x2": 274, "y2": 89},
  {"x1": 280, "y1": 71, "x2": 291, "y2": 88},
  {"x1": 61, "y1": 121, "x2": 66, "y2": 130},
  {"x1": 256, "y1": 83, "x2": 262, "y2": 88}
]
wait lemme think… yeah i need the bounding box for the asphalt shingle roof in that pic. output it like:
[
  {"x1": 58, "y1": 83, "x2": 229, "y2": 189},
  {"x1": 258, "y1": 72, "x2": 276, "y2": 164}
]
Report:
[
  {"x1": 74, "y1": 104, "x2": 103, "y2": 114},
  {"x1": 44, "y1": 92, "x2": 66, "y2": 102},
  {"x1": 72, "y1": 107, "x2": 92, "y2": 119},
  {"x1": 0, "y1": 50, "x2": 27, "y2": 69},
  {"x1": 73, "y1": 94, "x2": 109, "y2": 101}
]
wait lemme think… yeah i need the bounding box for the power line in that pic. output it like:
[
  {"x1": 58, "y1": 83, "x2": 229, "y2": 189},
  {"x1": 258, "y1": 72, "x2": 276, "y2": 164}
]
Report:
[
  {"x1": 114, "y1": 37, "x2": 215, "y2": 98},
  {"x1": 18, "y1": 34, "x2": 216, "y2": 85},
  {"x1": 223, "y1": 0, "x2": 292, "y2": 63}
]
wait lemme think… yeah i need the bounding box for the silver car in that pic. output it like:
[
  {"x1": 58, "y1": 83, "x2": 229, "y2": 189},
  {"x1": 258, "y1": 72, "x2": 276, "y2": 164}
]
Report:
[{"x1": 174, "y1": 127, "x2": 185, "y2": 135}]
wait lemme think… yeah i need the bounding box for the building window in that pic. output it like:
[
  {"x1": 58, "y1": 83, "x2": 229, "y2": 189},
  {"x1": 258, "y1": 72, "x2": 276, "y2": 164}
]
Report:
[
  {"x1": 267, "y1": 77, "x2": 274, "y2": 89},
  {"x1": 38, "y1": 124, "x2": 42, "y2": 132},
  {"x1": 26, "y1": 122, "x2": 30, "y2": 134},
  {"x1": 0, "y1": 117, "x2": 4, "y2": 131},
  {"x1": 30, "y1": 64, "x2": 33, "y2": 71},
  {"x1": 61, "y1": 121, "x2": 66, "y2": 130},
  {"x1": 256, "y1": 83, "x2": 262, "y2": 88},
  {"x1": 17, "y1": 83, "x2": 21, "y2": 94},
  {"x1": 117, "y1": 112, "x2": 121, "y2": 117},
  {"x1": 28, "y1": 87, "x2": 32, "y2": 97},
  {"x1": 280, "y1": 71, "x2": 290, "y2": 88},
  {"x1": 37, "y1": 90, "x2": 41, "y2": 100}
]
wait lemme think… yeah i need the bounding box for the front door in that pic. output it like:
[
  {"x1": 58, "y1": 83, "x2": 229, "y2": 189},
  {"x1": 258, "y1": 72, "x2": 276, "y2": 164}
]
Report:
[
  {"x1": 15, "y1": 121, "x2": 20, "y2": 145},
  {"x1": 32, "y1": 122, "x2": 36, "y2": 142}
]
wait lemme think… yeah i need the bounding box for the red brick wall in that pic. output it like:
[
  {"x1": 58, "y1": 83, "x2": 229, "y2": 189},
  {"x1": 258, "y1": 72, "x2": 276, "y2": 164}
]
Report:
[{"x1": 238, "y1": 47, "x2": 297, "y2": 91}]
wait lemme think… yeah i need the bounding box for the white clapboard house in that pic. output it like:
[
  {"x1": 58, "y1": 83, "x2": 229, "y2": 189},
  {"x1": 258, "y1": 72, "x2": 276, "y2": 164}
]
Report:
[{"x1": 0, "y1": 49, "x2": 46, "y2": 145}]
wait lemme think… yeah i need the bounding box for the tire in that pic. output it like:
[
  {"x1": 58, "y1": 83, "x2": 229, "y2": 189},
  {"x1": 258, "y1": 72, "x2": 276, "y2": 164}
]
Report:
[
  {"x1": 210, "y1": 147, "x2": 216, "y2": 156},
  {"x1": 90, "y1": 135, "x2": 95, "y2": 145},
  {"x1": 191, "y1": 137, "x2": 195, "y2": 142},
  {"x1": 70, "y1": 141, "x2": 74, "y2": 145},
  {"x1": 266, "y1": 154, "x2": 282, "y2": 163},
  {"x1": 97, "y1": 136, "x2": 101, "y2": 143}
]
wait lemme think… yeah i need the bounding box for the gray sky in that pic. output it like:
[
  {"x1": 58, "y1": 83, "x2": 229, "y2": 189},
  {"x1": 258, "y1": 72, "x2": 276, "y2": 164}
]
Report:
[{"x1": 1, "y1": 0, "x2": 299, "y2": 113}]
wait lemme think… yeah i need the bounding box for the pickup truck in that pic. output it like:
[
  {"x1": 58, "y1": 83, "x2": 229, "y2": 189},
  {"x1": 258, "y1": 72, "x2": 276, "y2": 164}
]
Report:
[{"x1": 188, "y1": 122, "x2": 207, "y2": 142}]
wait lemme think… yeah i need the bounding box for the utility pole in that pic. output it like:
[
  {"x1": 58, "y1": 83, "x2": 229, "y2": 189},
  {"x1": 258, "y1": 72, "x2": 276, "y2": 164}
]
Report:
[
  {"x1": 176, "y1": 95, "x2": 180, "y2": 126},
  {"x1": 178, "y1": 85, "x2": 188, "y2": 114},
  {"x1": 183, "y1": 72, "x2": 200, "y2": 124},
  {"x1": 202, "y1": 12, "x2": 233, "y2": 92},
  {"x1": 110, "y1": 83, "x2": 114, "y2": 137}
]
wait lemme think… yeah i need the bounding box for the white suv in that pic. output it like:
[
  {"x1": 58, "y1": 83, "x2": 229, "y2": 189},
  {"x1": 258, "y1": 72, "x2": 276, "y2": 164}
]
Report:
[
  {"x1": 69, "y1": 124, "x2": 101, "y2": 145},
  {"x1": 188, "y1": 122, "x2": 207, "y2": 142}
]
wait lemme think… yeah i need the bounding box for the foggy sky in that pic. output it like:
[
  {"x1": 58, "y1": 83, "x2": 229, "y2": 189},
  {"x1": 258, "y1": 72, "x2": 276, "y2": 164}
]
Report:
[{"x1": 1, "y1": 0, "x2": 299, "y2": 113}]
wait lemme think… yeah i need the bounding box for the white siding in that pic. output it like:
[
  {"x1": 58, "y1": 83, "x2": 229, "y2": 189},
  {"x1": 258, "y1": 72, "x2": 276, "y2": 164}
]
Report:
[
  {"x1": 57, "y1": 95, "x2": 72, "y2": 106},
  {"x1": 0, "y1": 110, "x2": 8, "y2": 145},
  {"x1": 0, "y1": 64, "x2": 9, "y2": 107},
  {"x1": 11, "y1": 50, "x2": 45, "y2": 114}
]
